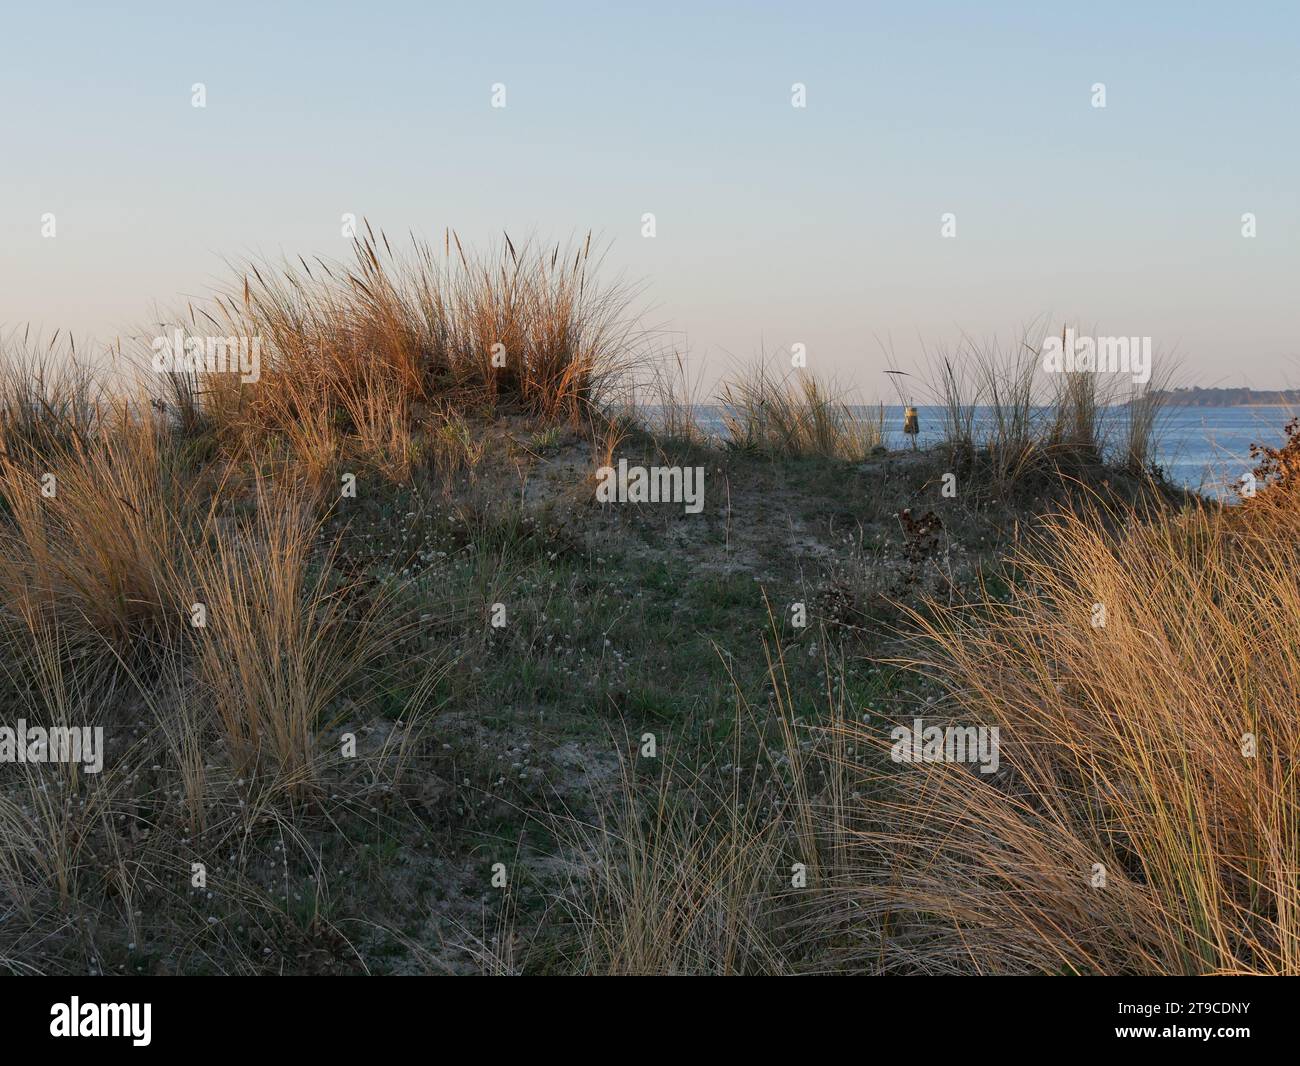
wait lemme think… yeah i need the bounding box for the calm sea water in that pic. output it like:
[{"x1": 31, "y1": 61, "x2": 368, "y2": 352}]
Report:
[
  {"x1": 1118, "y1": 406, "x2": 1291, "y2": 497},
  {"x1": 685, "y1": 405, "x2": 1293, "y2": 499}
]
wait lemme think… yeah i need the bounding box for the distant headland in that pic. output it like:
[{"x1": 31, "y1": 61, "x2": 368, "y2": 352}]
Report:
[{"x1": 1152, "y1": 386, "x2": 1300, "y2": 407}]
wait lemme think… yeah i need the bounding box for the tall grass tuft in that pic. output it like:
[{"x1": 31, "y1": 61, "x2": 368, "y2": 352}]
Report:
[
  {"x1": 0, "y1": 404, "x2": 198, "y2": 661},
  {"x1": 641, "y1": 351, "x2": 713, "y2": 447},
  {"x1": 185, "y1": 478, "x2": 413, "y2": 790},
  {"x1": 151, "y1": 227, "x2": 644, "y2": 480},
  {"x1": 914, "y1": 325, "x2": 1175, "y2": 486},
  {"x1": 718, "y1": 361, "x2": 882, "y2": 460},
  {"x1": 847, "y1": 497, "x2": 1300, "y2": 974},
  {"x1": 1119, "y1": 358, "x2": 1175, "y2": 474},
  {"x1": 0, "y1": 335, "x2": 104, "y2": 462}
]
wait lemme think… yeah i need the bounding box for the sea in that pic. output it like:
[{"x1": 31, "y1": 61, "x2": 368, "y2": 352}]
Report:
[{"x1": 684, "y1": 405, "x2": 1294, "y2": 500}]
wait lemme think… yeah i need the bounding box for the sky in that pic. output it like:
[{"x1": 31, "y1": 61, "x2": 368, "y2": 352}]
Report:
[{"x1": 2, "y1": 1, "x2": 1297, "y2": 393}]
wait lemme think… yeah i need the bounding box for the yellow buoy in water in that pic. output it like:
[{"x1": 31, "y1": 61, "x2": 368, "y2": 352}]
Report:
[{"x1": 903, "y1": 406, "x2": 919, "y2": 448}]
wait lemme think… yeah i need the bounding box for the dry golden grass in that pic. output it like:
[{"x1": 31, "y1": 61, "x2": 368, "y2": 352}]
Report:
[
  {"x1": 639, "y1": 351, "x2": 713, "y2": 447},
  {"x1": 843, "y1": 496, "x2": 1300, "y2": 974},
  {"x1": 178, "y1": 475, "x2": 444, "y2": 794},
  {"x1": 0, "y1": 337, "x2": 104, "y2": 460},
  {"x1": 150, "y1": 226, "x2": 643, "y2": 482},
  {"x1": 718, "y1": 361, "x2": 883, "y2": 460},
  {"x1": 0, "y1": 306, "x2": 465, "y2": 802},
  {"x1": 0, "y1": 405, "x2": 200, "y2": 662},
  {"x1": 187, "y1": 479, "x2": 361, "y2": 786},
  {"x1": 911, "y1": 327, "x2": 1176, "y2": 485}
]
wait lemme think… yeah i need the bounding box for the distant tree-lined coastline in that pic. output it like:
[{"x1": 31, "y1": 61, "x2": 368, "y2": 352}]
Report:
[{"x1": 1151, "y1": 386, "x2": 1300, "y2": 407}]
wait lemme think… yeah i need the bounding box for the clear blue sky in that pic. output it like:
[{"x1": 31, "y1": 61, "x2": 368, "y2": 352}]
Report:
[{"x1": 3, "y1": 1, "x2": 1297, "y2": 390}]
